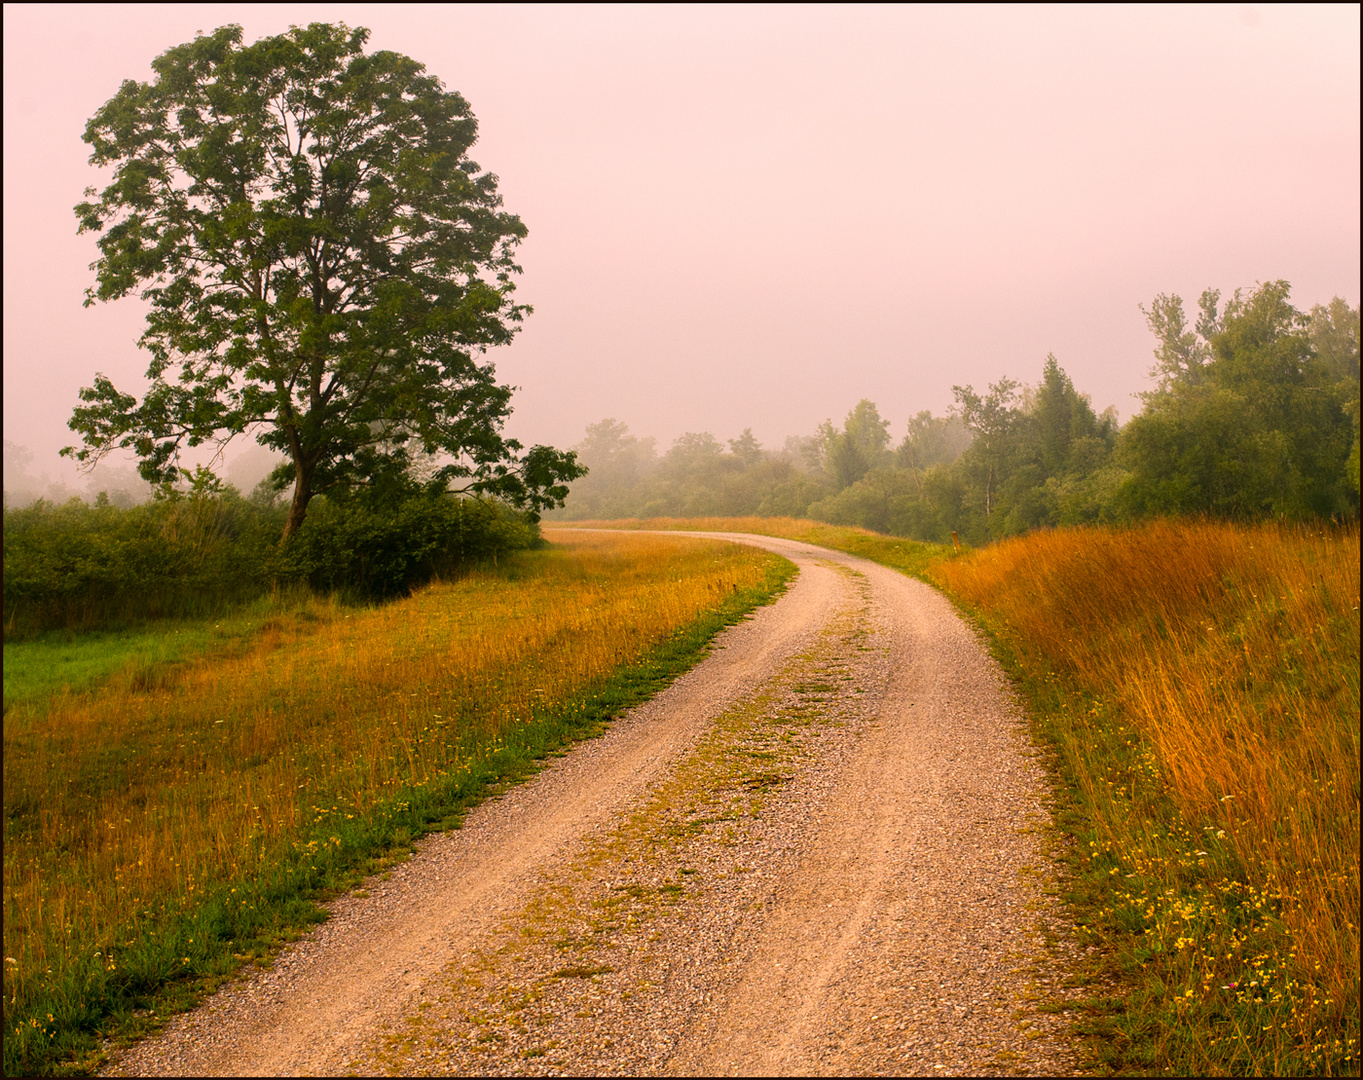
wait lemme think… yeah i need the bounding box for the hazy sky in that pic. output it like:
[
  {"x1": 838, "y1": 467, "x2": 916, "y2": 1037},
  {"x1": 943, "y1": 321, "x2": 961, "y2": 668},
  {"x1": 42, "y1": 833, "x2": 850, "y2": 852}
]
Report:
[{"x1": 4, "y1": 3, "x2": 1359, "y2": 487}]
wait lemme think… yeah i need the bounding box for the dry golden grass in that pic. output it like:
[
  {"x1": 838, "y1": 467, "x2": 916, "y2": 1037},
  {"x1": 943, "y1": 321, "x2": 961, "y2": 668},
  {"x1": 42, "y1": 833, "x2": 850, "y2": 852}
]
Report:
[
  {"x1": 930, "y1": 518, "x2": 1359, "y2": 1072},
  {"x1": 2, "y1": 531, "x2": 784, "y2": 1070},
  {"x1": 553, "y1": 517, "x2": 949, "y2": 576}
]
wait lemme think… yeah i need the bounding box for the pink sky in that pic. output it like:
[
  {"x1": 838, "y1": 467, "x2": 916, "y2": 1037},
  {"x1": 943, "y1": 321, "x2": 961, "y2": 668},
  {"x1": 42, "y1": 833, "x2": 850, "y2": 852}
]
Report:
[{"x1": 4, "y1": 3, "x2": 1359, "y2": 490}]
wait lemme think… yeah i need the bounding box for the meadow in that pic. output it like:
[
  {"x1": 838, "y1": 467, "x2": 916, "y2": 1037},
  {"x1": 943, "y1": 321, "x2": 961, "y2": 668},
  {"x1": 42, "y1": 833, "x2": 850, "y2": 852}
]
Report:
[
  {"x1": 2, "y1": 531, "x2": 793, "y2": 1076},
  {"x1": 557, "y1": 515, "x2": 954, "y2": 576},
  {"x1": 567, "y1": 515, "x2": 1361, "y2": 1075}
]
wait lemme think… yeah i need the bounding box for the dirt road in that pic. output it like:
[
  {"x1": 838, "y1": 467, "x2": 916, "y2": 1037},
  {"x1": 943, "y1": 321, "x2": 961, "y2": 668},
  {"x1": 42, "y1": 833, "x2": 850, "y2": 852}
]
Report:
[{"x1": 106, "y1": 533, "x2": 1078, "y2": 1077}]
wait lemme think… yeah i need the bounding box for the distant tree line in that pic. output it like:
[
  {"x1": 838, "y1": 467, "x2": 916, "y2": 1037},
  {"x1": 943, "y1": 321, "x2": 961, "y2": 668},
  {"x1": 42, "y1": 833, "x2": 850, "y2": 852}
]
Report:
[{"x1": 550, "y1": 282, "x2": 1360, "y2": 540}]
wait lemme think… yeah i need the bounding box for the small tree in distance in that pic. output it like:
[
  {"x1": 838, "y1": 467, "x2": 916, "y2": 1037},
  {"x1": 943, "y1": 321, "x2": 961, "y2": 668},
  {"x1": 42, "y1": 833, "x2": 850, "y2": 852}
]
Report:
[{"x1": 63, "y1": 22, "x2": 583, "y2": 541}]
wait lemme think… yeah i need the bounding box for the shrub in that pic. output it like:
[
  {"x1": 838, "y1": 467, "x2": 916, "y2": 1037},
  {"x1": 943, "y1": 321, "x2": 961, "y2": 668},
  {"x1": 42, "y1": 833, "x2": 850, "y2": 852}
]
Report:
[
  {"x1": 3, "y1": 489, "x2": 538, "y2": 637},
  {"x1": 2, "y1": 493, "x2": 281, "y2": 638},
  {"x1": 279, "y1": 492, "x2": 539, "y2": 599}
]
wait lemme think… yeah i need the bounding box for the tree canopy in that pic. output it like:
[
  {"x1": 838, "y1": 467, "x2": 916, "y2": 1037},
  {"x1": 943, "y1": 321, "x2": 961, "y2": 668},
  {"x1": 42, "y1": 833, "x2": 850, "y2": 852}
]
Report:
[
  {"x1": 63, "y1": 22, "x2": 582, "y2": 539},
  {"x1": 1121, "y1": 281, "x2": 1359, "y2": 519}
]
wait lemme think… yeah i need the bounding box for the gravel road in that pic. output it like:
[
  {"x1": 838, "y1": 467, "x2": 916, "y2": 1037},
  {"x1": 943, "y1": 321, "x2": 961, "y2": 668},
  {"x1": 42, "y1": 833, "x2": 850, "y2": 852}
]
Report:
[{"x1": 104, "y1": 532, "x2": 1080, "y2": 1077}]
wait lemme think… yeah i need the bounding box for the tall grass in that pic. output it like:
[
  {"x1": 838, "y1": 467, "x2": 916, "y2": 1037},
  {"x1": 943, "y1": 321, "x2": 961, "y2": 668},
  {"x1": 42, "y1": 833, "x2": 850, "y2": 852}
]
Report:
[
  {"x1": 3, "y1": 590, "x2": 319, "y2": 713},
  {"x1": 2, "y1": 531, "x2": 791, "y2": 1075},
  {"x1": 930, "y1": 519, "x2": 1359, "y2": 1075}
]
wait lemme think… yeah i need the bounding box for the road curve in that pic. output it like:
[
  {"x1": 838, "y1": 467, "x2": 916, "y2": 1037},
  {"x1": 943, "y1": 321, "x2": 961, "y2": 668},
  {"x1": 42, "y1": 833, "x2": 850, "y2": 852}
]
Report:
[{"x1": 105, "y1": 532, "x2": 1077, "y2": 1077}]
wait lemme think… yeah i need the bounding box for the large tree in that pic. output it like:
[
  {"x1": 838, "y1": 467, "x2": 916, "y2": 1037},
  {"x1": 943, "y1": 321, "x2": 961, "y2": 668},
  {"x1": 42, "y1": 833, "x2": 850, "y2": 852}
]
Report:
[
  {"x1": 63, "y1": 22, "x2": 582, "y2": 540},
  {"x1": 815, "y1": 399, "x2": 892, "y2": 491},
  {"x1": 1120, "y1": 281, "x2": 1358, "y2": 519}
]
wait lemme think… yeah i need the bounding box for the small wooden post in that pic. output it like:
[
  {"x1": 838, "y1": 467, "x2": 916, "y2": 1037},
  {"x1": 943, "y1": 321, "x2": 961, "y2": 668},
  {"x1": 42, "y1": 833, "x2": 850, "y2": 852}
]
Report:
[{"x1": 951, "y1": 531, "x2": 960, "y2": 554}]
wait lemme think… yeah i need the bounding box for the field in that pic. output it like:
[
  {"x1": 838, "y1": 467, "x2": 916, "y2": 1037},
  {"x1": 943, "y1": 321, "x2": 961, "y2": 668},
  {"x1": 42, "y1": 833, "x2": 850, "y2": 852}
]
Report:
[
  {"x1": 556, "y1": 515, "x2": 954, "y2": 576},
  {"x1": 564, "y1": 516, "x2": 1361, "y2": 1075},
  {"x1": 2, "y1": 531, "x2": 793, "y2": 1076}
]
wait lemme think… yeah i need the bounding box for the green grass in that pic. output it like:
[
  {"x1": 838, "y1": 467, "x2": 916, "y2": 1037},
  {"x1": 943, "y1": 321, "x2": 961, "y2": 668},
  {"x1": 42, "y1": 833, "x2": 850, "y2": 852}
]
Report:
[
  {"x1": 2, "y1": 592, "x2": 325, "y2": 714},
  {"x1": 781, "y1": 524, "x2": 951, "y2": 577}
]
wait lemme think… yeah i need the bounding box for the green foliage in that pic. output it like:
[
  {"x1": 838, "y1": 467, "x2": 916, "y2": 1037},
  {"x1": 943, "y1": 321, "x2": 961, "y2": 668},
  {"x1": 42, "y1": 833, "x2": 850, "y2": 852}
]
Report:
[
  {"x1": 557, "y1": 419, "x2": 660, "y2": 519},
  {"x1": 814, "y1": 399, "x2": 892, "y2": 490},
  {"x1": 555, "y1": 419, "x2": 831, "y2": 521},
  {"x1": 949, "y1": 375, "x2": 1023, "y2": 525},
  {"x1": 1119, "y1": 282, "x2": 1359, "y2": 520},
  {"x1": 1033, "y1": 354, "x2": 1109, "y2": 477},
  {"x1": 3, "y1": 487, "x2": 541, "y2": 638},
  {"x1": 753, "y1": 470, "x2": 829, "y2": 518},
  {"x1": 1138, "y1": 288, "x2": 1221, "y2": 393},
  {"x1": 806, "y1": 468, "x2": 918, "y2": 535},
  {"x1": 943, "y1": 359, "x2": 1120, "y2": 540},
  {"x1": 281, "y1": 490, "x2": 538, "y2": 600},
  {"x1": 62, "y1": 21, "x2": 582, "y2": 542},
  {"x1": 898, "y1": 410, "x2": 971, "y2": 474},
  {"x1": 2, "y1": 491, "x2": 282, "y2": 638},
  {"x1": 728, "y1": 428, "x2": 764, "y2": 467}
]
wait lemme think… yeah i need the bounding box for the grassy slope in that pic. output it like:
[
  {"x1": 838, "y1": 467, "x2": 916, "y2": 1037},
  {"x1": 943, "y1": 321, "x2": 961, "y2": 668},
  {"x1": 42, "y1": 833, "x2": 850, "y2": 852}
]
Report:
[
  {"x1": 567, "y1": 516, "x2": 1361, "y2": 1076},
  {"x1": 3, "y1": 533, "x2": 795, "y2": 1077},
  {"x1": 932, "y1": 520, "x2": 1359, "y2": 1076}
]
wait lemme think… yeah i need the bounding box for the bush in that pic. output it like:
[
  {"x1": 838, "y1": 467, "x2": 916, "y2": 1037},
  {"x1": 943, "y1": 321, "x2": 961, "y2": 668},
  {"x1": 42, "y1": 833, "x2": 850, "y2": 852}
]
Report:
[
  {"x1": 3, "y1": 493, "x2": 281, "y2": 638},
  {"x1": 3, "y1": 489, "x2": 538, "y2": 637},
  {"x1": 280, "y1": 492, "x2": 539, "y2": 599}
]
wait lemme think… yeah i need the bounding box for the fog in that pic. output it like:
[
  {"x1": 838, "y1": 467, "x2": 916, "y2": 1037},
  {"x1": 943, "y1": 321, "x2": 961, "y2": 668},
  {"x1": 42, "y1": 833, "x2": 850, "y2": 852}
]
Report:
[{"x1": 4, "y1": 4, "x2": 1358, "y2": 501}]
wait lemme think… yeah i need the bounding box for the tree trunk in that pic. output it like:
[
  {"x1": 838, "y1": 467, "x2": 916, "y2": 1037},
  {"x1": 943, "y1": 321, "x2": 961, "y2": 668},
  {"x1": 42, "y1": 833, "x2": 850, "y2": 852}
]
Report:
[{"x1": 280, "y1": 457, "x2": 316, "y2": 545}]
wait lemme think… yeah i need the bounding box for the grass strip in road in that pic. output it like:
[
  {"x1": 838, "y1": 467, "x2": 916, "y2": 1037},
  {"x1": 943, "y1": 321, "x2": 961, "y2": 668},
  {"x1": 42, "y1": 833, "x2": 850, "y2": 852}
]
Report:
[
  {"x1": 564, "y1": 515, "x2": 1360, "y2": 1076},
  {"x1": 3, "y1": 532, "x2": 794, "y2": 1077}
]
